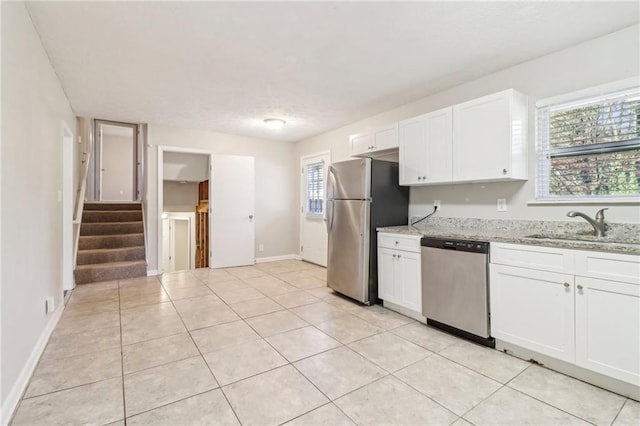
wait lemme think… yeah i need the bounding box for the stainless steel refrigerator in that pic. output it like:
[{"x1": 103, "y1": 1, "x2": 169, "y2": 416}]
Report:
[{"x1": 326, "y1": 158, "x2": 409, "y2": 304}]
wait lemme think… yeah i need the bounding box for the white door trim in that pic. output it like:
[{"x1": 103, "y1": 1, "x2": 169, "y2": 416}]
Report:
[
  {"x1": 157, "y1": 145, "x2": 212, "y2": 274},
  {"x1": 94, "y1": 120, "x2": 140, "y2": 201},
  {"x1": 299, "y1": 150, "x2": 331, "y2": 264},
  {"x1": 61, "y1": 121, "x2": 74, "y2": 291},
  {"x1": 163, "y1": 212, "x2": 196, "y2": 271}
]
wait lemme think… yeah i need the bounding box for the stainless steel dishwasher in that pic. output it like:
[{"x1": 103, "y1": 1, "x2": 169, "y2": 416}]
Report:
[{"x1": 421, "y1": 237, "x2": 494, "y2": 347}]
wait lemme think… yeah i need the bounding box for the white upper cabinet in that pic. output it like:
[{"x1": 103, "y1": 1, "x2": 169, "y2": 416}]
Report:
[
  {"x1": 453, "y1": 89, "x2": 528, "y2": 182},
  {"x1": 350, "y1": 124, "x2": 399, "y2": 157},
  {"x1": 399, "y1": 107, "x2": 453, "y2": 185}
]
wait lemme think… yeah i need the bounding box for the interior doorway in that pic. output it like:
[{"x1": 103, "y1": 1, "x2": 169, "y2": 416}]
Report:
[
  {"x1": 300, "y1": 151, "x2": 331, "y2": 267},
  {"x1": 161, "y1": 214, "x2": 196, "y2": 272},
  {"x1": 93, "y1": 120, "x2": 141, "y2": 201},
  {"x1": 157, "y1": 147, "x2": 256, "y2": 273}
]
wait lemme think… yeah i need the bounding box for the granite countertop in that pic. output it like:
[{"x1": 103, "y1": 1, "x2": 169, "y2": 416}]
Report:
[{"x1": 377, "y1": 218, "x2": 640, "y2": 255}]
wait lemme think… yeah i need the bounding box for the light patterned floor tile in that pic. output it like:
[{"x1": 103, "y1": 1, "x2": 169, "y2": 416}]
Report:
[
  {"x1": 315, "y1": 313, "x2": 382, "y2": 344},
  {"x1": 285, "y1": 403, "x2": 354, "y2": 426},
  {"x1": 266, "y1": 326, "x2": 341, "y2": 362},
  {"x1": 229, "y1": 297, "x2": 284, "y2": 319},
  {"x1": 348, "y1": 332, "x2": 431, "y2": 372},
  {"x1": 464, "y1": 387, "x2": 589, "y2": 425},
  {"x1": 25, "y1": 348, "x2": 122, "y2": 398},
  {"x1": 391, "y1": 322, "x2": 459, "y2": 352},
  {"x1": 294, "y1": 347, "x2": 387, "y2": 399},
  {"x1": 204, "y1": 339, "x2": 287, "y2": 385},
  {"x1": 13, "y1": 378, "x2": 123, "y2": 425},
  {"x1": 123, "y1": 356, "x2": 218, "y2": 416},
  {"x1": 191, "y1": 320, "x2": 261, "y2": 354},
  {"x1": 271, "y1": 291, "x2": 320, "y2": 308},
  {"x1": 335, "y1": 376, "x2": 458, "y2": 426},
  {"x1": 395, "y1": 354, "x2": 502, "y2": 416},
  {"x1": 223, "y1": 365, "x2": 328, "y2": 425},
  {"x1": 614, "y1": 399, "x2": 640, "y2": 425},
  {"x1": 127, "y1": 389, "x2": 239, "y2": 425},
  {"x1": 439, "y1": 340, "x2": 530, "y2": 383},
  {"x1": 245, "y1": 310, "x2": 309, "y2": 337},
  {"x1": 42, "y1": 326, "x2": 121, "y2": 360},
  {"x1": 508, "y1": 364, "x2": 626, "y2": 425},
  {"x1": 123, "y1": 332, "x2": 199, "y2": 373}
]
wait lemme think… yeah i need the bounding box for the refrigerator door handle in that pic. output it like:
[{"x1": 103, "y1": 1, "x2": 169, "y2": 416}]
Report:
[
  {"x1": 327, "y1": 165, "x2": 336, "y2": 201},
  {"x1": 326, "y1": 199, "x2": 335, "y2": 232}
]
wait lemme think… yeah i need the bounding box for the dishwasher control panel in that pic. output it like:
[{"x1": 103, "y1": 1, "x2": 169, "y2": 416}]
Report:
[{"x1": 421, "y1": 237, "x2": 489, "y2": 254}]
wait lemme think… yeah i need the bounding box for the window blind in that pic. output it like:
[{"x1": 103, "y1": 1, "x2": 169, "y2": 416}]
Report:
[
  {"x1": 536, "y1": 87, "x2": 640, "y2": 199},
  {"x1": 306, "y1": 162, "x2": 324, "y2": 215}
]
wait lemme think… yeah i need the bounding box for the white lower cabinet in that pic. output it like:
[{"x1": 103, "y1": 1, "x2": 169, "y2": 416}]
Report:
[
  {"x1": 378, "y1": 234, "x2": 422, "y2": 315},
  {"x1": 490, "y1": 242, "x2": 640, "y2": 387},
  {"x1": 575, "y1": 277, "x2": 640, "y2": 385},
  {"x1": 490, "y1": 264, "x2": 575, "y2": 363}
]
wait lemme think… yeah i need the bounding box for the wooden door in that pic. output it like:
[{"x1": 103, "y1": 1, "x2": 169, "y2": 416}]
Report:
[{"x1": 195, "y1": 180, "x2": 209, "y2": 268}]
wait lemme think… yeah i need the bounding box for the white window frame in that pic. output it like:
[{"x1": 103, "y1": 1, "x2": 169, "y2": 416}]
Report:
[
  {"x1": 304, "y1": 160, "x2": 325, "y2": 217},
  {"x1": 534, "y1": 77, "x2": 640, "y2": 204}
]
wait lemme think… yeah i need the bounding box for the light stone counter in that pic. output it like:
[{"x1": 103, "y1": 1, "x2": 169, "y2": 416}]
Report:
[{"x1": 378, "y1": 218, "x2": 640, "y2": 255}]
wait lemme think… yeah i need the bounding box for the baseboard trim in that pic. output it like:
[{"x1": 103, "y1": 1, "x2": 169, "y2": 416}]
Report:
[
  {"x1": 1, "y1": 301, "x2": 65, "y2": 425},
  {"x1": 147, "y1": 269, "x2": 159, "y2": 276},
  {"x1": 255, "y1": 254, "x2": 301, "y2": 264}
]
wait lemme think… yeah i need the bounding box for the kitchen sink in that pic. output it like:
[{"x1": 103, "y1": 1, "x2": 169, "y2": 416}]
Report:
[{"x1": 524, "y1": 234, "x2": 633, "y2": 245}]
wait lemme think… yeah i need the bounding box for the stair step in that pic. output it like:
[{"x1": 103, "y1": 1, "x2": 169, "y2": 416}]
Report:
[
  {"x1": 79, "y1": 233, "x2": 144, "y2": 250},
  {"x1": 84, "y1": 203, "x2": 142, "y2": 211},
  {"x1": 80, "y1": 221, "x2": 143, "y2": 236},
  {"x1": 77, "y1": 246, "x2": 145, "y2": 265},
  {"x1": 83, "y1": 210, "x2": 142, "y2": 223},
  {"x1": 74, "y1": 260, "x2": 147, "y2": 284}
]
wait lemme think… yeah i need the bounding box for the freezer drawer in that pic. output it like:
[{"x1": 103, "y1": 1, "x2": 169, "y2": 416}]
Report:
[{"x1": 326, "y1": 199, "x2": 370, "y2": 302}]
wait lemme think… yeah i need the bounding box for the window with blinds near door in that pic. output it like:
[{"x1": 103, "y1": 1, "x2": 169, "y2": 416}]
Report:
[
  {"x1": 306, "y1": 162, "x2": 324, "y2": 216},
  {"x1": 536, "y1": 86, "x2": 640, "y2": 199}
]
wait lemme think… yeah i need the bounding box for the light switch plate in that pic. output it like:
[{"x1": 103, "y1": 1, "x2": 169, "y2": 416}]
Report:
[{"x1": 497, "y1": 198, "x2": 507, "y2": 212}]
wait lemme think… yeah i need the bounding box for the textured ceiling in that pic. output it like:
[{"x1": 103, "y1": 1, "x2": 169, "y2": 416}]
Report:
[{"x1": 26, "y1": 2, "x2": 639, "y2": 143}]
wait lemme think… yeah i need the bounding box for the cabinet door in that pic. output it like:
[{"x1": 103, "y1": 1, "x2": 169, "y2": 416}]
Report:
[
  {"x1": 490, "y1": 264, "x2": 575, "y2": 362},
  {"x1": 424, "y1": 107, "x2": 453, "y2": 183},
  {"x1": 397, "y1": 250, "x2": 422, "y2": 313},
  {"x1": 575, "y1": 277, "x2": 640, "y2": 385},
  {"x1": 350, "y1": 133, "x2": 372, "y2": 156},
  {"x1": 399, "y1": 116, "x2": 427, "y2": 185},
  {"x1": 378, "y1": 247, "x2": 399, "y2": 303},
  {"x1": 453, "y1": 91, "x2": 511, "y2": 181},
  {"x1": 373, "y1": 124, "x2": 399, "y2": 151}
]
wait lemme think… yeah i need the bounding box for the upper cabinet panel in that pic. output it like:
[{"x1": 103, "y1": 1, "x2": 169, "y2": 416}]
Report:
[
  {"x1": 453, "y1": 89, "x2": 528, "y2": 182},
  {"x1": 350, "y1": 123, "x2": 399, "y2": 158}
]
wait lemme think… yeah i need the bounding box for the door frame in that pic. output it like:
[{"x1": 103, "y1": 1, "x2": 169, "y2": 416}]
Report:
[
  {"x1": 61, "y1": 121, "x2": 75, "y2": 291},
  {"x1": 94, "y1": 119, "x2": 141, "y2": 201},
  {"x1": 157, "y1": 145, "x2": 212, "y2": 274},
  {"x1": 299, "y1": 150, "x2": 331, "y2": 264},
  {"x1": 161, "y1": 213, "x2": 196, "y2": 272}
]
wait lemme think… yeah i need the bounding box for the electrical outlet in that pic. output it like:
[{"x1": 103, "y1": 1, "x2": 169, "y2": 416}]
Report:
[
  {"x1": 433, "y1": 200, "x2": 441, "y2": 211},
  {"x1": 46, "y1": 296, "x2": 55, "y2": 314},
  {"x1": 497, "y1": 198, "x2": 507, "y2": 212},
  {"x1": 258, "y1": 243, "x2": 264, "y2": 252}
]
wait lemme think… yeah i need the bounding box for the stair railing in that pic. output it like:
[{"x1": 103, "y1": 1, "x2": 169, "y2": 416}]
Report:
[{"x1": 72, "y1": 118, "x2": 94, "y2": 267}]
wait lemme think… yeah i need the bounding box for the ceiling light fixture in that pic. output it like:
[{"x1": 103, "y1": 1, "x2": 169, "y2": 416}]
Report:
[{"x1": 264, "y1": 118, "x2": 286, "y2": 130}]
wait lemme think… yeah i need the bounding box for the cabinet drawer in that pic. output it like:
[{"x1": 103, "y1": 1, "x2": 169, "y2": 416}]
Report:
[
  {"x1": 490, "y1": 242, "x2": 574, "y2": 274},
  {"x1": 378, "y1": 233, "x2": 421, "y2": 253},
  {"x1": 575, "y1": 251, "x2": 640, "y2": 285}
]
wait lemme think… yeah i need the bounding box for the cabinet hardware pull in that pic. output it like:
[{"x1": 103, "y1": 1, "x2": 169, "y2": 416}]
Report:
[
  {"x1": 392, "y1": 254, "x2": 397, "y2": 259},
  {"x1": 502, "y1": 168, "x2": 508, "y2": 174},
  {"x1": 422, "y1": 176, "x2": 427, "y2": 180},
  {"x1": 395, "y1": 241, "x2": 399, "y2": 245},
  {"x1": 563, "y1": 282, "x2": 570, "y2": 288},
  {"x1": 577, "y1": 284, "x2": 584, "y2": 290},
  {"x1": 417, "y1": 176, "x2": 422, "y2": 180}
]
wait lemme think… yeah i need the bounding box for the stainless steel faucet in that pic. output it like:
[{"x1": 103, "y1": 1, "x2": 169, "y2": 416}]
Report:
[{"x1": 566, "y1": 208, "x2": 608, "y2": 237}]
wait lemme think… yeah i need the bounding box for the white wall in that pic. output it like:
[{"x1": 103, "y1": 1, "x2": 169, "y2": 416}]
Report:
[
  {"x1": 1, "y1": 1, "x2": 76, "y2": 418},
  {"x1": 163, "y1": 180, "x2": 199, "y2": 212},
  {"x1": 163, "y1": 151, "x2": 209, "y2": 182},
  {"x1": 146, "y1": 124, "x2": 298, "y2": 272},
  {"x1": 295, "y1": 25, "x2": 640, "y2": 225}
]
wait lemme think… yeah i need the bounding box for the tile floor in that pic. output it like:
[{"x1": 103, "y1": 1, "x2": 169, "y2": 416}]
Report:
[{"x1": 11, "y1": 260, "x2": 640, "y2": 425}]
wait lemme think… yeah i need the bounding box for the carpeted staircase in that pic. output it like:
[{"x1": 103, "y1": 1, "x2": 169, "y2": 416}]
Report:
[{"x1": 74, "y1": 203, "x2": 147, "y2": 284}]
